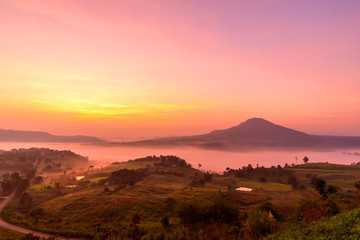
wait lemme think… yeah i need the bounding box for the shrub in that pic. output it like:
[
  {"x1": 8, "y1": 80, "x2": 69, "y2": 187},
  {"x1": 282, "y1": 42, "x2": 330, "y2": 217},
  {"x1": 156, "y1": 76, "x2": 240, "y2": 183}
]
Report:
[
  {"x1": 294, "y1": 199, "x2": 325, "y2": 223},
  {"x1": 132, "y1": 214, "x2": 141, "y2": 225},
  {"x1": 259, "y1": 177, "x2": 267, "y2": 183},
  {"x1": 258, "y1": 202, "x2": 280, "y2": 220},
  {"x1": 108, "y1": 168, "x2": 147, "y2": 186},
  {"x1": 323, "y1": 198, "x2": 340, "y2": 216},
  {"x1": 177, "y1": 198, "x2": 239, "y2": 226},
  {"x1": 203, "y1": 172, "x2": 213, "y2": 182},
  {"x1": 244, "y1": 209, "x2": 277, "y2": 238},
  {"x1": 287, "y1": 176, "x2": 298, "y2": 189},
  {"x1": 161, "y1": 217, "x2": 170, "y2": 229}
]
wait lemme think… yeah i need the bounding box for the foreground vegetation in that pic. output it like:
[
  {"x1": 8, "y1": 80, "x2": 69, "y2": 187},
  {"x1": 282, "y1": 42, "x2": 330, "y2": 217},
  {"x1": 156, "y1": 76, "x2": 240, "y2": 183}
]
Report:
[
  {"x1": 0, "y1": 226, "x2": 25, "y2": 239},
  {"x1": 1, "y1": 148, "x2": 360, "y2": 239},
  {"x1": 266, "y1": 208, "x2": 360, "y2": 239}
]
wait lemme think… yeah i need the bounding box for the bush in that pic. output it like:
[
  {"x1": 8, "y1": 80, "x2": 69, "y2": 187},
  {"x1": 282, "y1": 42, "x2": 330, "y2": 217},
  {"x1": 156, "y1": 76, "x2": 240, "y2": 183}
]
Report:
[
  {"x1": 287, "y1": 176, "x2": 298, "y2": 189},
  {"x1": 244, "y1": 209, "x2": 277, "y2": 238},
  {"x1": 177, "y1": 202, "x2": 203, "y2": 226},
  {"x1": 259, "y1": 177, "x2": 267, "y2": 183},
  {"x1": 108, "y1": 168, "x2": 148, "y2": 186},
  {"x1": 161, "y1": 217, "x2": 170, "y2": 229},
  {"x1": 294, "y1": 199, "x2": 325, "y2": 223},
  {"x1": 355, "y1": 181, "x2": 360, "y2": 190},
  {"x1": 132, "y1": 214, "x2": 141, "y2": 225},
  {"x1": 177, "y1": 198, "x2": 239, "y2": 226},
  {"x1": 323, "y1": 198, "x2": 340, "y2": 216},
  {"x1": 33, "y1": 176, "x2": 43, "y2": 184},
  {"x1": 258, "y1": 202, "x2": 281, "y2": 220},
  {"x1": 267, "y1": 208, "x2": 360, "y2": 239},
  {"x1": 164, "y1": 198, "x2": 176, "y2": 212},
  {"x1": 312, "y1": 178, "x2": 338, "y2": 199},
  {"x1": 203, "y1": 172, "x2": 213, "y2": 182}
]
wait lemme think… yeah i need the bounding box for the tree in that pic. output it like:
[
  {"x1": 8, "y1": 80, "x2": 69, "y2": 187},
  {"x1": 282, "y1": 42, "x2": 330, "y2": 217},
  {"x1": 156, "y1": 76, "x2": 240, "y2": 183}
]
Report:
[
  {"x1": 259, "y1": 202, "x2": 280, "y2": 219},
  {"x1": 29, "y1": 208, "x2": 43, "y2": 222},
  {"x1": 311, "y1": 178, "x2": 338, "y2": 199},
  {"x1": 177, "y1": 202, "x2": 203, "y2": 226},
  {"x1": 25, "y1": 169, "x2": 36, "y2": 179},
  {"x1": 303, "y1": 156, "x2": 309, "y2": 164},
  {"x1": 310, "y1": 175, "x2": 318, "y2": 186},
  {"x1": 132, "y1": 214, "x2": 141, "y2": 225},
  {"x1": 16, "y1": 178, "x2": 30, "y2": 195},
  {"x1": 161, "y1": 216, "x2": 170, "y2": 229},
  {"x1": 33, "y1": 176, "x2": 43, "y2": 184},
  {"x1": 288, "y1": 176, "x2": 298, "y2": 189},
  {"x1": 203, "y1": 171, "x2": 212, "y2": 182},
  {"x1": 1, "y1": 172, "x2": 21, "y2": 195},
  {"x1": 88, "y1": 165, "x2": 94, "y2": 171},
  {"x1": 323, "y1": 198, "x2": 340, "y2": 216},
  {"x1": 327, "y1": 185, "x2": 338, "y2": 194},
  {"x1": 198, "y1": 163, "x2": 202, "y2": 169},
  {"x1": 354, "y1": 181, "x2": 360, "y2": 190},
  {"x1": 20, "y1": 192, "x2": 33, "y2": 206},
  {"x1": 314, "y1": 178, "x2": 327, "y2": 198},
  {"x1": 259, "y1": 177, "x2": 267, "y2": 183},
  {"x1": 354, "y1": 181, "x2": 360, "y2": 203},
  {"x1": 164, "y1": 197, "x2": 176, "y2": 212}
]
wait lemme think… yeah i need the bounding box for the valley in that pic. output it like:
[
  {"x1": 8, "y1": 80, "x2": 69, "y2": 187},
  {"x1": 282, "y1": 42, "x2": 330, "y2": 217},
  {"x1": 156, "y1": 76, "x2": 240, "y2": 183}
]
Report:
[{"x1": 1, "y1": 148, "x2": 360, "y2": 239}]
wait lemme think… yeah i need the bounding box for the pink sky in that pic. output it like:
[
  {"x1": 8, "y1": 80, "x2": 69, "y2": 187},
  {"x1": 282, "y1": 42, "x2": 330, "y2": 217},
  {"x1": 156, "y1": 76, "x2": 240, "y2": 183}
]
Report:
[{"x1": 1, "y1": 0, "x2": 360, "y2": 140}]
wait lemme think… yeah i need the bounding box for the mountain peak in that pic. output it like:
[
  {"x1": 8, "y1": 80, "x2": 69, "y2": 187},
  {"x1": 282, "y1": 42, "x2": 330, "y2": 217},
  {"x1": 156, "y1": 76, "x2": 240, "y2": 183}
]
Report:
[
  {"x1": 207, "y1": 118, "x2": 308, "y2": 141},
  {"x1": 241, "y1": 118, "x2": 272, "y2": 125},
  {"x1": 234, "y1": 118, "x2": 275, "y2": 129}
]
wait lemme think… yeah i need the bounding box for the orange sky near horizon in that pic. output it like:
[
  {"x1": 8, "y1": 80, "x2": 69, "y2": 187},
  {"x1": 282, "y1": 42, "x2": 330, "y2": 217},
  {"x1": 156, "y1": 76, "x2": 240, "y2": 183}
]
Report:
[{"x1": 1, "y1": 0, "x2": 360, "y2": 139}]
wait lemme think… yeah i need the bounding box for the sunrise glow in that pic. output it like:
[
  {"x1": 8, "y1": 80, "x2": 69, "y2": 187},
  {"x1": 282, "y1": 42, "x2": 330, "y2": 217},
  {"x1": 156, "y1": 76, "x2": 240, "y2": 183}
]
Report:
[{"x1": 1, "y1": 0, "x2": 360, "y2": 139}]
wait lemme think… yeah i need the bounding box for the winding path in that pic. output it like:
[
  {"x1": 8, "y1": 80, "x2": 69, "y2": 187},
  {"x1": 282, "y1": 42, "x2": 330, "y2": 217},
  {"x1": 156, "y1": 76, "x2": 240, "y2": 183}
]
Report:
[
  {"x1": 0, "y1": 160, "x2": 79, "y2": 239},
  {"x1": 0, "y1": 190, "x2": 56, "y2": 238},
  {"x1": 0, "y1": 190, "x2": 80, "y2": 239}
]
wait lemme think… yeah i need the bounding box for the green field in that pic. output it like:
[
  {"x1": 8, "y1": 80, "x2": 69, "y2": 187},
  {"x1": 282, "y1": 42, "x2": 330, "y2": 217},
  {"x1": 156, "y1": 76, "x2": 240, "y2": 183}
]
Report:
[{"x1": 1, "y1": 152, "x2": 360, "y2": 239}]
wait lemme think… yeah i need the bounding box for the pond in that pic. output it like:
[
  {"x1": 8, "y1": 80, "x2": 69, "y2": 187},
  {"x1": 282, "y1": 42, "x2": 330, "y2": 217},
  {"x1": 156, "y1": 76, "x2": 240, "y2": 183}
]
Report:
[{"x1": 236, "y1": 187, "x2": 253, "y2": 192}]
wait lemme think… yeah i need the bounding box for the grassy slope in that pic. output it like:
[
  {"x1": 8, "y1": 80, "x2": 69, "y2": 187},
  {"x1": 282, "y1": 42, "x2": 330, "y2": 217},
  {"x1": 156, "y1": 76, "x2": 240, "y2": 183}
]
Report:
[
  {"x1": 1, "y1": 158, "x2": 297, "y2": 237},
  {"x1": 266, "y1": 208, "x2": 360, "y2": 240},
  {"x1": 293, "y1": 163, "x2": 360, "y2": 199},
  {"x1": 2, "y1": 160, "x2": 360, "y2": 238}
]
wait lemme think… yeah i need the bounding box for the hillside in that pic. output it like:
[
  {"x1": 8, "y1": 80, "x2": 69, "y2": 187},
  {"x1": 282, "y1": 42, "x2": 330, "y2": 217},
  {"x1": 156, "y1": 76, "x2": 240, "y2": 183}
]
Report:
[
  {"x1": 266, "y1": 208, "x2": 360, "y2": 240},
  {"x1": 0, "y1": 148, "x2": 89, "y2": 181},
  {"x1": 0, "y1": 155, "x2": 303, "y2": 239},
  {"x1": 0, "y1": 129, "x2": 104, "y2": 143},
  {"x1": 1, "y1": 152, "x2": 360, "y2": 239}
]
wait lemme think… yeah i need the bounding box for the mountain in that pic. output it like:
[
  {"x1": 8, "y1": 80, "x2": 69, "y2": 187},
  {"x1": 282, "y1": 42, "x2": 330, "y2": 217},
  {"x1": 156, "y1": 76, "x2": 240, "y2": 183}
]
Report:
[
  {"x1": 0, "y1": 129, "x2": 104, "y2": 143},
  {"x1": 204, "y1": 118, "x2": 310, "y2": 142},
  {"x1": 120, "y1": 118, "x2": 360, "y2": 151}
]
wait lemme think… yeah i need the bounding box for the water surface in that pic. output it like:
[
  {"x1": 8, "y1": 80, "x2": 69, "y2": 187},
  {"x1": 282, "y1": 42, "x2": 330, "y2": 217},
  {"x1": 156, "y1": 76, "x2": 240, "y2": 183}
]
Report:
[{"x1": 1, "y1": 142, "x2": 360, "y2": 172}]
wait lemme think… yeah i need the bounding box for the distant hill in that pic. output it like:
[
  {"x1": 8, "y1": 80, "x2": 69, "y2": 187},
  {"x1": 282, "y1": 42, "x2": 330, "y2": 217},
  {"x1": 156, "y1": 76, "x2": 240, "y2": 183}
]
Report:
[
  {"x1": 120, "y1": 118, "x2": 360, "y2": 151},
  {"x1": 0, "y1": 129, "x2": 104, "y2": 143}
]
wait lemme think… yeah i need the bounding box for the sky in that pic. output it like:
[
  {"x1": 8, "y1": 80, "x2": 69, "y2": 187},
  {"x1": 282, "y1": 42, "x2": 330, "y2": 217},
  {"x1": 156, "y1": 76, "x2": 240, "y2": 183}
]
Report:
[{"x1": 1, "y1": 0, "x2": 360, "y2": 140}]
